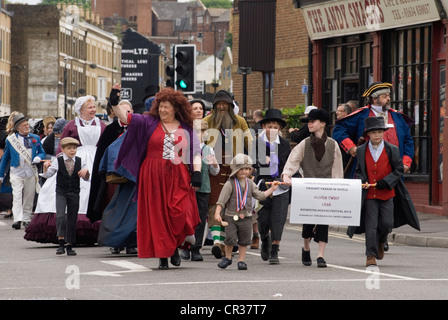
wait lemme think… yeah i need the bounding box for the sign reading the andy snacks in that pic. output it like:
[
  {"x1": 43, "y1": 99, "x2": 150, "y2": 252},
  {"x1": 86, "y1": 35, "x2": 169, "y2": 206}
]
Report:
[
  {"x1": 290, "y1": 178, "x2": 362, "y2": 226},
  {"x1": 302, "y1": 0, "x2": 441, "y2": 40}
]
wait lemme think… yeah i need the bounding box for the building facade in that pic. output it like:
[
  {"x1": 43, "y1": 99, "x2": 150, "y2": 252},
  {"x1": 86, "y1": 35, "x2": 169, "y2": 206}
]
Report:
[
  {"x1": 294, "y1": 0, "x2": 448, "y2": 215},
  {"x1": 9, "y1": 4, "x2": 121, "y2": 119},
  {"x1": 0, "y1": 7, "x2": 11, "y2": 116}
]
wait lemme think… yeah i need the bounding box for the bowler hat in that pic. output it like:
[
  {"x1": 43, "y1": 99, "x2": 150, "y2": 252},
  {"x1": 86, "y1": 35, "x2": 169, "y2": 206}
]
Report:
[
  {"x1": 363, "y1": 116, "x2": 389, "y2": 134},
  {"x1": 259, "y1": 108, "x2": 286, "y2": 128},
  {"x1": 229, "y1": 154, "x2": 253, "y2": 177},
  {"x1": 301, "y1": 108, "x2": 331, "y2": 125},
  {"x1": 212, "y1": 90, "x2": 234, "y2": 107},
  {"x1": 12, "y1": 113, "x2": 29, "y2": 130}
]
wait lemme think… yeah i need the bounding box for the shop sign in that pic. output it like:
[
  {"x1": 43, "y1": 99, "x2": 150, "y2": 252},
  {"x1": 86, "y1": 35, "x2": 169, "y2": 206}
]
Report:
[{"x1": 302, "y1": 0, "x2": 441, "y2": 40}]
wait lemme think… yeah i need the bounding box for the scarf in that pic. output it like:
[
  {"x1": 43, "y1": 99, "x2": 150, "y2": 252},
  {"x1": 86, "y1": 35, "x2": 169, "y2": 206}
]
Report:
[
  {"x1": 19, "y1": 133, "x2": 32, "y2": 148},
  {"x1": 310, "y1": 131, "x2": 327, "y2": 162}
]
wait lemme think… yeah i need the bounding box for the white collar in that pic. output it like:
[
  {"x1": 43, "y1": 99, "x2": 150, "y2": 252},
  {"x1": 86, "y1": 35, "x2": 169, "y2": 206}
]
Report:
[
  {"x1": 371, "y1": 105, "x2": 387, "y2": 115},
  {"x1": 261, "y1": 131, "x2": 280, "y2": 145}
]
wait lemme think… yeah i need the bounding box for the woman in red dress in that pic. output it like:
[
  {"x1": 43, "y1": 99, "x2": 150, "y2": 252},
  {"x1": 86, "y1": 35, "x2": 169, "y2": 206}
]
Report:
[{"x1": 110, "y1": 84, "x2": 202, "y2": 269}]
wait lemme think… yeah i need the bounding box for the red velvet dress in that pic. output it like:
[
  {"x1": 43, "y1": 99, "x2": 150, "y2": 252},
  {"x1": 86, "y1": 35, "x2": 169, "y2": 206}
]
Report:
[{"x1": 137, "y1": 123, "x2": 199, "y2": 258}]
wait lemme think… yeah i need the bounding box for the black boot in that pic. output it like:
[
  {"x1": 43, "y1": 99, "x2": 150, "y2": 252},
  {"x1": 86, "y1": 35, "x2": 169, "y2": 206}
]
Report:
[
  {"x1": 260, "y1": 235, "x2": 270, "y2": 261},
  {"x1": 269, "y1": 244, "x2": 280, "y2": 265},
  {"x1": 159, "y1": 258, "x2": 169, "y2": 270},
  {"x1": 66, "y1": 244, "x2": 77, "y2": 256},
  {"x1": 170, "y1": 248, "x2": 181, "y2": 266},
  {"x1": 12, "y1": 221, "x2": 21, "y2": 230},
  {"x1": 56, "y1": 239, "x2": 65, "y2": 255}
]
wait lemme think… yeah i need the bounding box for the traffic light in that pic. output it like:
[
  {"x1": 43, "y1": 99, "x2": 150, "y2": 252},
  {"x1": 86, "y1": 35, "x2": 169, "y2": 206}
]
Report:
[
  {"x1": 174, "y1": 44, "x2": 196, "y2": 93},
  {"x1": 166, "y1": 64, "x2": 174, "y2": 88}
]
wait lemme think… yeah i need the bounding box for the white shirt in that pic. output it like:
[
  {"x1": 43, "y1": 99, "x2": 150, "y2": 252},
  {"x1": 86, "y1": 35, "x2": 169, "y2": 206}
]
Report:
[
  {"x1": 368, "y1": 140, "x2": 384, "y2": 162},
  {"x1": 10, "y1": 135, "x2": 35, "y2": 178},
  {"x1": 39, "y1": 154, "x2": 89, "y2": 181}
]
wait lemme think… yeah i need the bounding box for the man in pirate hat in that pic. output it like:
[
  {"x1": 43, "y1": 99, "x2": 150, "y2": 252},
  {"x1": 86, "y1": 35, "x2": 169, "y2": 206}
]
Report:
[{"x1": 332, "y1": 81, "x2": 414, "y2": 178}]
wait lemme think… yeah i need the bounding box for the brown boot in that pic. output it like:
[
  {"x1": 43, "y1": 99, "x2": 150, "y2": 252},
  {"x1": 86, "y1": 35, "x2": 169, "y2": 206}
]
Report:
[
  {"x1": 366, "y1": 255, "x2": 377, "y2": 267},
  {"x1": 250, "y1": 235, "x2": 259, "y2": 249},
  {"x1": 378, "y1": 242, "x2": 384, "y2": 260}
]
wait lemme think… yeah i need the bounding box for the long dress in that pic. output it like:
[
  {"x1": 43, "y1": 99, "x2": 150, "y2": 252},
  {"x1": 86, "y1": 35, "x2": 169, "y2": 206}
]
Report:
[
  {"x1": 24, "y1": 117, "x2": 105, "y2": 244},
  {"x1": 137, "y1": 123, "x2": 200, "y2": 258}
]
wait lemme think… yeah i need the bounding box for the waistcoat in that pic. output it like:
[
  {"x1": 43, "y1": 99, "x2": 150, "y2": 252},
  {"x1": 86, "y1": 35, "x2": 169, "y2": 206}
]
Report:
[
  {"x1": 301, "y1": 138, "x2": 335, "y2": 178},
  {"x1": 56, "y1": 156, "x2": 81, "y2": 194},
  {"x1": 365, "y1": 147, "x2": 395, "y2": 200}
]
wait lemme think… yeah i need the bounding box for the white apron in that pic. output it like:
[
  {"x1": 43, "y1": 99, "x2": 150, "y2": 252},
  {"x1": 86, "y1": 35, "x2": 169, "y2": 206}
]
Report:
[{"x1": 34, "y1": 117, "x2": 101, "y2": 214}]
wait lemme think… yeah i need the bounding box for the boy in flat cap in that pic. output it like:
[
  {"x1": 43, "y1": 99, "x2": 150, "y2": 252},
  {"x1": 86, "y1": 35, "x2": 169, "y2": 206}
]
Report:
[
  {"x1": 282, "y1": 108, "x2": 343, "y2": 268},
  {"x1": 332, "y1": 81, "x2": 414, "y2": 178},
  {"x1": 350, "y1": 116, "x2": 419, "y2": 267},
  {"x1": 40, "y1": 137, "x2": 90, "y2": 255}
]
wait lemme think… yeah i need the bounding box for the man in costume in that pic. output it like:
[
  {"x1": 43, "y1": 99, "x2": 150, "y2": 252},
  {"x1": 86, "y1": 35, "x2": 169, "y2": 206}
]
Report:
[
  {"x1": 332, "y1": 81, "x2": 414, "y2": 178},
  {"x1": 203, "y1": 89, "x2": 253, "y2": 258}
]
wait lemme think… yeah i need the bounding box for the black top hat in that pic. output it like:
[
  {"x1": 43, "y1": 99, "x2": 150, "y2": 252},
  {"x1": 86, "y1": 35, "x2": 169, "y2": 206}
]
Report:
[
  {"x1": 301, "y1": 108, "x2": 331, "y2": 125},
  {"x1": 212, "y1": 90, "x2": 234, "y2": 106},
  {"x1": 363, "y1": 116, "x2": 389, "y2": 134},
  {"x1": 142, "y1": 85, "x2": 159, "y2": 102},
  {"x1": 259, "y1": 108, "x2": 286, "y2": 128},
  {"x1": 362, "y1": 82, "x2": 392, "y2": 97}
]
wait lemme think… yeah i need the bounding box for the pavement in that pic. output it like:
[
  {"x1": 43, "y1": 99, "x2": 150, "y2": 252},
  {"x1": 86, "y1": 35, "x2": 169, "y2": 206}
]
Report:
[
  {"x1": 2, "y1": 211, "x2": 448, "y2": 249},
  {"x1": 328, "y1": 211, "x2": 448, "y2": 249}
]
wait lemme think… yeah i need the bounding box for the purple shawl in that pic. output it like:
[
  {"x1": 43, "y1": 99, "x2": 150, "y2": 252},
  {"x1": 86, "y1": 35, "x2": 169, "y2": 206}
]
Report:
[{"x1": 114, "y1": 114, "x2": 201, "y2": 199}]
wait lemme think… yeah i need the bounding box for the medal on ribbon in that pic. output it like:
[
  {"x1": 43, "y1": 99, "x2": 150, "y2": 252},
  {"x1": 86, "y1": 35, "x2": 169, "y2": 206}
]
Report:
[
  {"x1": 235, "y1": 177, "x2": 248, "y2": 220},
  {"x1": 221, "y1": 127, "x2": 229, "y2": 144}
]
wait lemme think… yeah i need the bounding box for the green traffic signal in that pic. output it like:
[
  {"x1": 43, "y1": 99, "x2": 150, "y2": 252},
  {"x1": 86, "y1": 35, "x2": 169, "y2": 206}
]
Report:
[{"x1": 178, "y1": 80, "x2": 188, "y2": 89}]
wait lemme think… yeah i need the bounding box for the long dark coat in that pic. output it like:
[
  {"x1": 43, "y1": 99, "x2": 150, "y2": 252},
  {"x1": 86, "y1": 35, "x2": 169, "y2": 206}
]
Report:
[{"x1": 347, "y1": 140, "x2": 420, "y2": 237}]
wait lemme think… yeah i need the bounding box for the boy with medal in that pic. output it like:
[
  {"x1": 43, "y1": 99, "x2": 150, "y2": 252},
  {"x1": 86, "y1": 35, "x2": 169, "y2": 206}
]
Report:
[{"x1": 214, "y1": 154, "x2": 278, "y2": 270}]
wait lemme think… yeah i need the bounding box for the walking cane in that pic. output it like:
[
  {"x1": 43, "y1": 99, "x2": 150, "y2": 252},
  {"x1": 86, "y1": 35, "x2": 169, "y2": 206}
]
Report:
[{"x1": 343, "y1": 137, "x2": 365, "y2": 176}]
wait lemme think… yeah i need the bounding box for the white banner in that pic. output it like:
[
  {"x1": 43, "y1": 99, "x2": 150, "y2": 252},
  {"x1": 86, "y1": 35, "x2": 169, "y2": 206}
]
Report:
[
  {"x1": 290, "y1": 178, "x2": 362, "y2": 226},
  {"x1": 302, "y1": 0, "x2": 441, "y2": 40}
]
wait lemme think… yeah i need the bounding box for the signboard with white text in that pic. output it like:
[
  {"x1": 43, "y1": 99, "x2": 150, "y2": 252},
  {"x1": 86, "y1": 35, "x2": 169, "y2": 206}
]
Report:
[
  {"x1": 290, "y1": 178, "x2": 362, "y2": 226},
  {"x1": 302, "y1": 0, "x2": 441, "y2": 40}
]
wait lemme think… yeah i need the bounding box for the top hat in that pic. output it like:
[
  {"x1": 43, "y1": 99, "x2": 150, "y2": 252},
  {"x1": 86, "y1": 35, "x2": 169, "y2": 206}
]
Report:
[
  {"x1": 212, "y1": 90, "x2": 234, "y2": 106},
  {"x1": 363, "y1": 116, "x2": 389, "y2": 134},
  {"x1": 259, "y1": 108, "x2": 286, "y2": 128},
  {"x1": 12, "y1": 113, "x2": 29, "y2": 130},
  {"x1": 362, "y1": 82, "x2": 393, "y2": 97},
  {"x1": 301, "y1": 108, "x2": 331, "y2": 125},
  {"x1": 142, "y1": 85, "x2": 159, "y2": 101},
  {"x1": 229, "y1": 154, "x2": 253, "y2": 177}
]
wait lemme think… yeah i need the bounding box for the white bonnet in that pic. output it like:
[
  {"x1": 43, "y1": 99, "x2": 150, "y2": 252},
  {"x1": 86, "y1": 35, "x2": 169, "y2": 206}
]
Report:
[{"x1": 74, "y1": 95, "x2": 96, "y2": 115}]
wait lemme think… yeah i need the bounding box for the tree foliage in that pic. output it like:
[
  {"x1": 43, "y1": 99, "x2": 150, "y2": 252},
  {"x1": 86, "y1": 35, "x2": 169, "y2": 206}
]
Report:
[
  {"x1": 201, "y1": 0, "x2": 232, "y2": 9},
  {"x1": 40, "y1": 0, "x2": 91, "y2": 9}
]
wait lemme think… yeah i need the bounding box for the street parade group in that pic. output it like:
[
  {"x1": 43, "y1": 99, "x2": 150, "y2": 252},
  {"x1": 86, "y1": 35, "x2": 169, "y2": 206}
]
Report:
[{"x1": 0, "y1": 81, "x2": 420, "y2": 270}]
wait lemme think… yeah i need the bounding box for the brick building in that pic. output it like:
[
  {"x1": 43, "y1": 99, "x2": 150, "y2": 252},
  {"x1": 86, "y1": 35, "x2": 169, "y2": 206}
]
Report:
[
  {"x1": 0, "y1": 6, "x2": 11, "y2": 116},
  {"x1": 231, "y1": 1, "x2": 310, "y2": 122}
]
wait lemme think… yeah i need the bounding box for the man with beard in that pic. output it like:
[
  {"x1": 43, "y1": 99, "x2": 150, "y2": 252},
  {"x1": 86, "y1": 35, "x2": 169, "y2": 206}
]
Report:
[
  {"x1": 203, "y1": 90, "x2": 253, "y2": 258},
  {"x1": 333, "y1": 82, "x2": 414, "y2": 178}
]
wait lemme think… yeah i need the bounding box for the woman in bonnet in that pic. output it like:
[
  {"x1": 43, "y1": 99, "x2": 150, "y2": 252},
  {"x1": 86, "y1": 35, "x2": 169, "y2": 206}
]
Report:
[{"x1": 25, "y1": 95, "x2": 106, "y2": 244}]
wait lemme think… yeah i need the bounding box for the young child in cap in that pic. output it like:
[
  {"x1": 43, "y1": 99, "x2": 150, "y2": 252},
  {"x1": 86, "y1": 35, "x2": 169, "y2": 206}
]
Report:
[
  {"x1": 40, "y1": 137, "x2": 90, "y2": 255},
  {"x1": 282, "y1": 108, "x2": 343, "y2": 268},
  {"x1": 215, "y1": 154, "x2": 278, "y2": 270}
]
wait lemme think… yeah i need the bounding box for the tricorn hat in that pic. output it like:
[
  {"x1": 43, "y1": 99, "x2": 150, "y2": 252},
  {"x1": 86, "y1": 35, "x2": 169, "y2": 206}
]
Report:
[
  {"x1": 362, "y1": 82, "x2": 393, "y2": 98},
  {"x1": 301, "y1": 108, "x2": 331, "y2": 125},
  {"x1": 363, "y1": 116, "x2": 389, "y2": 134},
  {"x1": 259, "y1": 108, "x2": 286, "y2": 128},
  {"x1": 229, "y1": 154, "x2": 253, "y2": 177}
]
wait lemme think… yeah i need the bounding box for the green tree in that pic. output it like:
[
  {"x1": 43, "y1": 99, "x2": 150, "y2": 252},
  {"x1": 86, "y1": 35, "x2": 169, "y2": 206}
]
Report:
[
  {"x1": 201, "y1": 0, "x2": 232, "y2": 9},
  {"x1": 40, "y1": 0, "x2": 91, "y2": 9}
]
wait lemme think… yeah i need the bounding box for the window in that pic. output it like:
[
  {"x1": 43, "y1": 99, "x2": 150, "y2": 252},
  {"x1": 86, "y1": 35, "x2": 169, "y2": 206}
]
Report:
[
  {"x1": 97, "y1": 77, "x2": 106, "y2": 101},
  {"x1": 386, "y1": 26, "x2": 432, "y2": 175}
]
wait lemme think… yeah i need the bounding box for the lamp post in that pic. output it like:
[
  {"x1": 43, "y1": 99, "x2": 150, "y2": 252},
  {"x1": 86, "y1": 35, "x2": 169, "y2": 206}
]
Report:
[{"x1": 64, "y1": 57, "x2": 68, "y2": 119}]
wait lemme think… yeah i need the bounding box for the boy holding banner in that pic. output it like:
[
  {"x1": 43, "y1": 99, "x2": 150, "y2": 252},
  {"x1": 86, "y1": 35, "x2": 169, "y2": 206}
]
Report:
[
  {"x1": 353, "y1": 116, "x2": 419, "y2": 267},
  {"x1": 282, "y1": 109, "x2": 343, "y2": 268}
]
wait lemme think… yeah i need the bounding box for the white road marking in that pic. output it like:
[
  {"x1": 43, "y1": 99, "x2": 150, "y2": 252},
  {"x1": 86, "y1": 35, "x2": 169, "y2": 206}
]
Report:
[{"x1": 81, "y1": 259, "x2": 152, "y2": 277}]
